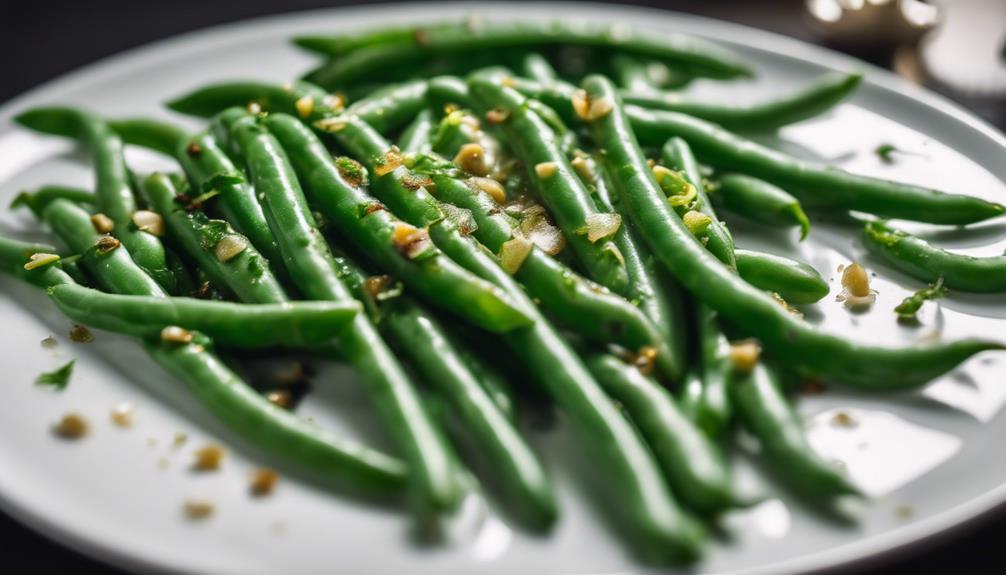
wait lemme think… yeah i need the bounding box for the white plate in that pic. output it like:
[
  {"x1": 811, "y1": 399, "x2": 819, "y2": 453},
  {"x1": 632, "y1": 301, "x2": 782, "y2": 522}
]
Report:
[{"x1": 1, "y1": 3, "x2": 1005, "y2": 574}]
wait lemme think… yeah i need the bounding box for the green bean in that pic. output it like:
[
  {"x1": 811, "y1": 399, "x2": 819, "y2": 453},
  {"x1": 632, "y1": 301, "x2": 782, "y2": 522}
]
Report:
[
  {"x1": 731, "y1": 362, "x2": 857, "y2": 498},
  {"x1": 582, "y1": 74, "x2": 1003, "y2": 389},
  {"x1": 218, "y1": 109, "x2": 465, "y2": 512},
  {"x1": 586, "y1": 354, "x2": 735, "y2": 514},
  {"x1": 263, "y1": 112, "x2": 533, "y2": 333},
  {"x1": 10, "y1": 185, "x2": 94, "y2": 218},
  {"x1": 0, "y1": 233, "x2": 408, "y2": 495},
  {"x1": 332, "y1": 255, "x2": 556, "y2": 527},
  {"x1": 509, "y1": 77, "x2": 1005, "y2": 224},
  {"x1": 660, "y1": 137, "x2": 735, "y2": 268},
  {"x1": 467, "y1": 76, "x2": 630, "y2": 293},
  {"x1": 571, "y1": 154, "x2": 688, "y2": 381},
  {"x1": 735, "y1": 249, "x2": 829, "y2": 304},
  {"x1": 308, "y1": 90, "x2": 703, "y2": 558},
  {"x1": 397, "y1": 108, "x2": 435, "y2": 154},
  {"x1": 0, "y1": 237, "x2": 76, "y2": 288},
  {"x1": 16, "y1": 108, "x2": 185, "y2": 292},
  {"x1": 48, "y1": 283, "x2": 359, "y2": 347},
  {"x1": 436, "y1": 225, "x2": 705, "y2": 559},
  {"x1": 863, "y1": 220, "x2": 1006, "y2": 293},
  {"x1": 110, "y1": 119, "x2": 287, "y2": 273},
  {"x1": 37, "y1": 199, "x2": 167, "y2": 297},
  {"x1": 139, "y1": 172, "x2": 289, "y2": 304},
  {"x1": 713, "y1": 174, "x2": 810, "y2": 239},
  {"x1": 346, "y1": 80, "x2": 429, "y2": 134},
  {"x1": 625, "y1": 72, "x2": 862, "y2": 131},
  {"x1": 297, "y1": 20, "x2": 752, "y2": 89},
  {"x1": 627, "y1": 106, "x2": 1006, "y2": 224},
  {"x1": 144, "y1": 333, "x2": 408, "y2": 494},
  {"x1": 660, "y1": 137, "x2": 733, "y2": 435}
]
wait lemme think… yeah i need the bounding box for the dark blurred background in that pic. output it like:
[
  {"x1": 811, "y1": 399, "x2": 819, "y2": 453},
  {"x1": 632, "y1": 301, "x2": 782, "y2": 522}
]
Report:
[{"x1": 3, "y1": 1, "x2": 1005, "y2": 573}]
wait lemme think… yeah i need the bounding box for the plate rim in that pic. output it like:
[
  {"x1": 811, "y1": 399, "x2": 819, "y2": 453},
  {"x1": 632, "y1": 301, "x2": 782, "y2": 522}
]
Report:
[{"x1": 1, "y1": 3, "x2": 1004, "y2": 574}]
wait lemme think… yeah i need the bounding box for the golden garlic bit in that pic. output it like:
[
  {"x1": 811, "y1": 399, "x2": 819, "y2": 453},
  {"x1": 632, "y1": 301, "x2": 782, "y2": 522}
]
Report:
[
  {"x1": 183, "y1": 498, "x2": 215, "y2": 520},
  {"x1": 250, "y1": 468, "x2": 280, "y2": 497},
  {"x1": 109, "y1": 402, "x2": 135, "y2": 428},
  {"x1": 53, "y1": 412, "x2": 89, "y2": 439},
  {"x1": 729, "y1": 340, "x2": 762, "y2": 373},
  {"x1": 192, "y1": 444, "x2": 225, "y2": 471}
]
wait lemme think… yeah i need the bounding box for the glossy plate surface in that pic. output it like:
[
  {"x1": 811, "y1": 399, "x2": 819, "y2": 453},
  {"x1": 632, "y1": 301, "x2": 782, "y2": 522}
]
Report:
[{"x1": 1, "y1": 3, "x2": 1004, "y2": 574}]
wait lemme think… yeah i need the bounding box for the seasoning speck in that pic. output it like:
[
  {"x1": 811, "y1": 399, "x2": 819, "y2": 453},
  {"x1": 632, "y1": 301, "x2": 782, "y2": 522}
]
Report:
[
  {"x1": 831, "y1": 411, "x2": 858, "y2": 428},
  {"x1": 172, "y1": 432, "x2": 188, "y2": 449},
  {"x1": 250, "y1": 468, "x2": 279, "y2": 497},
  {"x1": 40, "y1": 336, "x2": 58, "y2": 350},
  {"x1": 69, "y1": 324, "x2": 94, "y2": 343},
  {"x1": 110, "y1": 403, "x2": 135, "y2": 428},
  {"x1": 192, "y1": 444, "x2": 225, "y2": 471},
  {"x1": 895, "y1": 504, "x2": 914, "y2": 519},
  {"x1": 266, "y1": 390, "x2": 293, "y2": 410},
  {"x1": 53, "y1": 412, "x2": 88, "y2": 439},
  {"x1": 183, "y1": 499, "x2": 215, "y2": 520}
]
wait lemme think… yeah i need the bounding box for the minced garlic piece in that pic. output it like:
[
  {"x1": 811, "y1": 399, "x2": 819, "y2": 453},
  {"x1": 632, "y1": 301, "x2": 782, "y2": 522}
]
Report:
[
  {"x1": 534, "y1": 161, "x2": 558, "y2": 179},
  {"x1": 183, "y1": 499, "x2": 214, "y2": 520},
  {"x1": 373, "y1": 147, "x2": 404, "y2": 176},
  {"x1": 69, "y1": 324, "x2": 94, "y2": 343},
  {"x1": 571, "y1": 89, "x2": 614, "y2": 121},
  {"x1": 729, "y1": 340, "x2": 761, "y2": 373},
  {"x1": 90, "y1": 213, "x2": 115, "y2": 234},
  {"x1": 468, "y1": 177, "x2": 505, "y2": 204},
  {"x1": 250, "y1": 468, "x2": 279, "y2": 497},
  {"x1": 193, "y1": 444, "x2": 225, "y2": 471},
  {"x1": 160, "y1": 326, "x2": 193, "y2": 344},
  {"x1": 453, "y1": 143, "x2": 489, "y2": 176},
  {"x1": 266, "y1": 390, "x2": 293, "y2": 410},
  {"x1": 24, "y1": 252, "x2": 60, "y2": 271},
  {"x1": 295, "y1": 94, "x2": 315, "y2": 119},
  {"x1": 485, "y1": 108, "x2": 508, "y2": 124},
  {"x1": 132, "y1": 210, "x2": 165, "y2": 236},
  {"x1": 110, "y1": 403, "x2": 135, "y2": 428},
  {"x1": 95, "y1": 235, "x2": 121, "y2": 254},
  {"x1": 836, "y1": 262, "x2": 876, "y2": 308},
  {"x1": 53, "y1": 412, "x2": 88, "y2": 439},
  {"x1": 214, "y1": 235, "x2": 248, "y2": 262}
]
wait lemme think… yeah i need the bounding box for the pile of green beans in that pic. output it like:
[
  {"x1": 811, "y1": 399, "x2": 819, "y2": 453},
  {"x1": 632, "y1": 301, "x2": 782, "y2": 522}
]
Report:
[{"x1": 7, "y1": 19, "x2": 1005, "y2": 566}]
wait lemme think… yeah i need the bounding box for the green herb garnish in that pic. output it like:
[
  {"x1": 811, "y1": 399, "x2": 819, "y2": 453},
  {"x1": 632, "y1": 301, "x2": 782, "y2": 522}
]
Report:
[
  {"x1": 895, "y1": 278, "x2": 948, "y2": 319},
  {"x1": 875, "y1": 143, "x2": 900, "y2": 164},
  {"x1": 35, "y1": 360, "x2": 75, "y2": 390}
]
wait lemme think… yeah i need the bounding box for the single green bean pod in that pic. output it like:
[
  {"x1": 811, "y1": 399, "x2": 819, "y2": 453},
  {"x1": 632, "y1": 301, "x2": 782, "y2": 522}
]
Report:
[
  {"x1": 624, "y1": 72, "x2": 862, "y2": 131},
  {"x1": 145, "y1": 333, "x2": 408, "y2": 495},
  {"x1": 732, "y1": 362, "x2": 858, "y2": 499},
  {"x1": 863, "y1": 220, "x2": 1006, "y2": 293},
  {"x1": 586, "y1": 354, "x2": 736, "y2": 514},
  {"x1": 735, "y1": 249, "x2": 829, "y2": 304},
  {"x1": 713, "y1": 174, "x2": 810, "y2": 239},
  {"x1": 48, "y1": 283, "x2": 360, "y2": 348},
  {"x1": 298, "y1": 20, "x2": 752, "y2": 90}
]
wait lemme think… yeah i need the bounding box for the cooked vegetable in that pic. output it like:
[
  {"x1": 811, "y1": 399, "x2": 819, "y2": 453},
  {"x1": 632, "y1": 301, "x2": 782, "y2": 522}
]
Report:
[
  {"x1": 864, "y1": 220, "x2": 1006, "y2": 293},
  {"x1": 47, "y1": 283, "x2": 360, "y2": 348},
  {"x1": 582, "y1": 74, "x2": 1001, "y2": 389}
]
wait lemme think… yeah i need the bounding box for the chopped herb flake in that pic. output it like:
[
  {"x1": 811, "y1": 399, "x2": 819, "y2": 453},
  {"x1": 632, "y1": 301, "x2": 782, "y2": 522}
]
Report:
[{"x1": 36, "y1": 360, "x2": 75, "y2": 390}]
